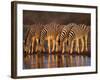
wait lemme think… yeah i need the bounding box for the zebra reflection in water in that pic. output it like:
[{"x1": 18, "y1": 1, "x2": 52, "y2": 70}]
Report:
[{"x1": 23, "y1": 53, "x2": 91, "y2": 69}]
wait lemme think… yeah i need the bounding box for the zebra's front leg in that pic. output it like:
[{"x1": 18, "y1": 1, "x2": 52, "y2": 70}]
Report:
[
  {"x1": 81, "y1": 38, "x2": 84, "y2": 52},
  {"x1": 85, "y1": 35, "x2": 88, "y2": 51},
  {"x1": 52, "y1": 40, "x2": 56, "y2": 52},
  {"x1": 75, "y1": 38, "x2": 80, "y2": 53}
]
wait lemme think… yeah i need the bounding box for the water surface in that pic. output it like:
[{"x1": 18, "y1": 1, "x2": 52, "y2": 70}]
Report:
[{"x1": 23, "y1": 53, "x2": 91, "y2": 69}]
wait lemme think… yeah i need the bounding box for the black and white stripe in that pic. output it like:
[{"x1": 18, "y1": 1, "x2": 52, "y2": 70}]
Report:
[
  {"x1": 68, "y1": 23, "x2": 90, "y2": 53},
  {"x1": 40, "y1": 23, "x2": 60, "y2": 53}
]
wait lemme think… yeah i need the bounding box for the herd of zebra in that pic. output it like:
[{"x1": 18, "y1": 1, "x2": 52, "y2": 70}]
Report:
[{"x1": 23, "y1": 23, "x2": 90, "y2": 55}]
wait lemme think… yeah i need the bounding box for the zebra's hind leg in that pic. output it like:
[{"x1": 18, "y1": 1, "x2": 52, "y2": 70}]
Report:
[
  {"x1": 81, "y1": 38, "x2": 84, "y2": 52},
  {"x1": 40, "y1": 41, "x2": 45, "y2": 52},
  {"x1": 48, "y1": 38, "x2": 51, "y2": 53},
  {"x1": 35, "y1": 39, "x2": 39, "y2": 52},
  {"x1": 62, "y1": 41, "x2": 65, "y2": 53},
  {"x1": 67, "y1": 40, "x2": 71, "y2": 53},
  {"x1": 75, "y1": 38, "x2": 80, "y2": 53},
  {"x1": 39, "y1": 44, "x2": 45, "y2": 53},
  {"x1": 28, "y1": 48, "x2": 31, "y2": 55},
  {"x1": 52, "y1": 40, "x2": 56, "y2": 53},
  {"x1": 42, "y1": 45, "x2": 45, "y2": 52},
  {"x1": 65, "y1": 39, "x2": 69, "y2": 53},
  {"x1": 55, "y1": 41, "x2": 58, "y2": 52},
  {"x1": 85, "y1": 35, "x2": 88, "y2": 51},
  {"x1": 31, "y1": 39, "x2": 35, "y2": 54},
  {"x1": 70, "y1": 40, "x2": 74, "y2": 54}
]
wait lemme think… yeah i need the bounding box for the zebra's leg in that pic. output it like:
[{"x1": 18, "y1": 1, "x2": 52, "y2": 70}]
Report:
[
  {"x1": 25, "y1": 46, "x2": 27, "y2": 55},
  {"x1": 28, "y1": 48, "x2": 31, "y2": 55},
  {"x1": 28, "y1": 43, "x2": 31, "y2": 55},
  {"x1": 35, "y1": 39, "x2": 39, "y2": 52},
  {"x1": 70, "y1": 40, "x2": 74, "y2": 54},
  {"x1": 67, "y1": 40, "x2": 71, "y2": 53},
  {"x1": 55, "y1": 35, "x2": 59, "y2": 52},
  {"x1": 85, "y1": 35, "x2": 88, "y2": 51},
  {"x1": 62, "y1": 41, "x2": 65, "y2": 53},
  {"x1": 65, "y1": 39, "x2": 68, "y2": 52},
  {"x1": 81, "y1": 38, "x2": 84, "y2": 52},
  {"x1": 31, "y1": 42, "x2": 34, "y2": 53},
  {"x1": 43, "y1": 46, "x2": 45, "y2": 52},
  {"x1": 40, "y1": 42, "x2": 45, "y2": 52},
  {"x1": 52, "y1": 39, "x2": 56, "y2": 52},
  {"x1": 26, "y1": 47, "x2": 29, "y2": 55},
  {"x1": 42, "y1": 45, "x2": 45, "y2": 52},
  {"x1": 48, "y1": 38, "x2": 51, "y2": 53},
  {"x1": 75, "y1": 39, "x2": 78, "y2": 52},
  {"x1": 38, "y1": 44, "x2": 44, "y2": 53},
  {"x1": 31, "y1": 38, "x2": 35, "y2": 54},
  {"x1": 56, "y1": 40, "x2": 58, "y2": 52},
  {"x1": 75, "y1": 38, "x2": 80, "y2": 53}
]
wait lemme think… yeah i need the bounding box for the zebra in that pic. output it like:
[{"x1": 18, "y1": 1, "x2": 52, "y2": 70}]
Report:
[
  {"x1": 23, "y1": 25, "x2": 32, "y2": 55},
  {"x1": 23, "y1": 23, "x2": 44, "y2": 54},
  {"x1": 78, "y1": 24, "x2": 90, "y2": 52},
  {"x1": 59, "y1": 23, "x2": 76, "y2": 53},
  {"x1": 29, "y1": 24, "x2": 44, "y2": 53},
  {"x1": 40, "y1": 22, "x2": 60, "y2": 53},
  {"x1": 55, "y1": 25, "x2": 64, "y2": 52},
  {"x1": 67, "y1": 23, "x2": 90, "y2": 53}
]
